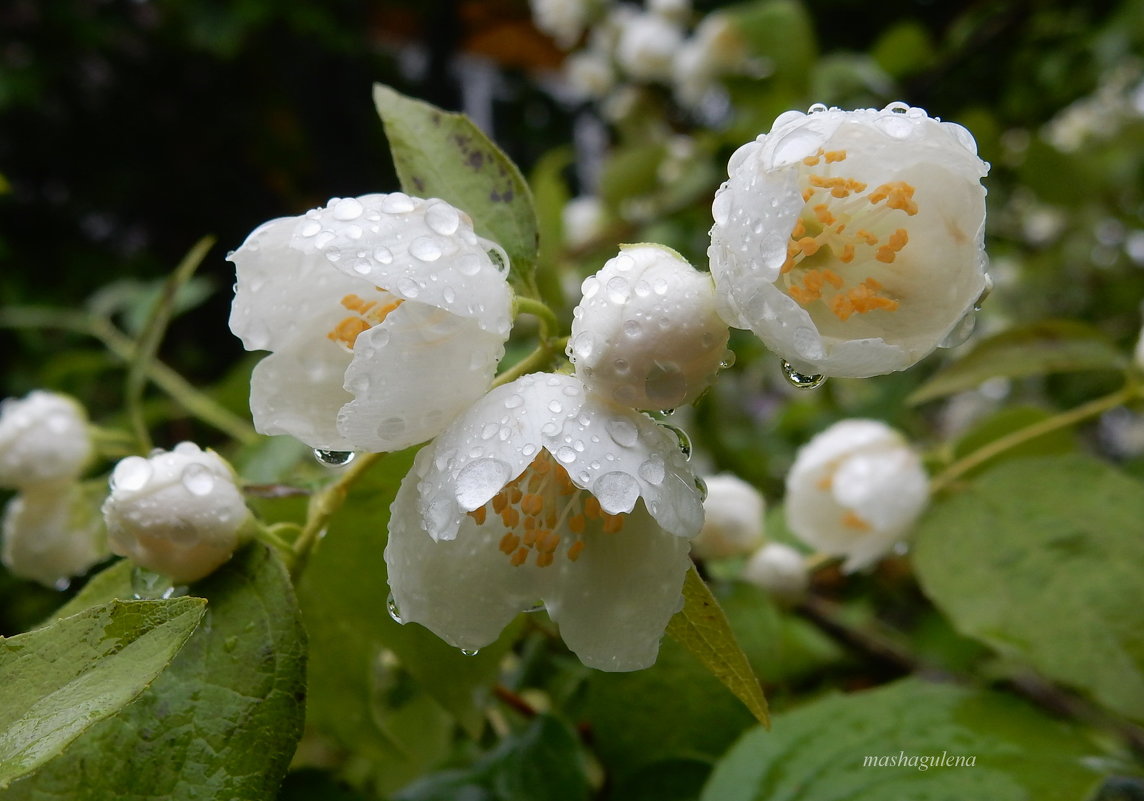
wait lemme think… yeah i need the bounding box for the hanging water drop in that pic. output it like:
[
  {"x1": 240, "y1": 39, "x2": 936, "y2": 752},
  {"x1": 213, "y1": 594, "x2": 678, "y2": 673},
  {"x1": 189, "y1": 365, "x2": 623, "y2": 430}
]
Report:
[
  {"x1": 659, "y1": 408, "x2": 676, "y2": 416},
  {"x1": 52, "y1": 577, "x2": 72, "y2": 592},
  {"x1": 938, "y1": 311, "x2": 976, "y2": 348},
  {"x1": 720, "y1": 349, "x2": 737, "y2": 369},
  {"x1": 660, "y1": 423, "x2": 692, "y2": 460},
  {"x1": 460, "y1": 648, "x2": 480, "y2": 656},
  {"x1": 694, "y1": 475, "x2": 709, "y2": 502},
  {"x1": 131, "y1": 566, "x2": 176, "y2": 600},
  {"x1": 314, "y1": 449, "x2": 356, "y2": 467},
  {"x1": 973, "y1": 273, "x2": 993, "y2": 311},
  {"x1": 781, "y1": 360, "x2": 825, "y2": 389},
  {"x1": 386, "y1": 592, "x2": 403, "y2": 624}
]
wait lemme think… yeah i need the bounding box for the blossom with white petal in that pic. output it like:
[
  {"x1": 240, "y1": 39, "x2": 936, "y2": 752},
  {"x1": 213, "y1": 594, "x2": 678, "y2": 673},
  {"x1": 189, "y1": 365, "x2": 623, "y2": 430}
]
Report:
[
  {"x1": 672, "y1": 13, "x2": 747, "y2": 109},
  {"x1": 385, "y1": 372, "x2": 704, "y2": 671},
  {"x1": 2, "y1": 480, "x2": 107, "y2": 588},
  {"x1": 562, "y1": 195, "x2": 608, "y2": 250},
  {"x1": 742, "y1": 542, "x2": 808, "y2": 601},
  {"x1": 102, "y1": 442, "x2": 250, "y2": 583},
  {"x1": 0, "y1": 391, "x2": 93, "y2": 489},
  {"x1": 616, "y1": 11, "x2": 684, "y2": 83},
  {"x1": 529, "y1": 0, "x2": 593, "y2": 49},
  {"x1": 691, "y1": 472, "x2": 765, "y2": 560},
  {"x1": 709, "y1": 103, "x2": 989, "y2": 378},
  {"x1": 569, "y1": 244, "x2": 729, "y2": 411},
  {"x1": 648, "y1": 0, "x2": 690, "y2": 24},
  {"x1": 785, "y1": 419, "x2": 928, "y2": 572},
  {"x1": 229, "y1": 193, "x2": 512, "y2": 453}
]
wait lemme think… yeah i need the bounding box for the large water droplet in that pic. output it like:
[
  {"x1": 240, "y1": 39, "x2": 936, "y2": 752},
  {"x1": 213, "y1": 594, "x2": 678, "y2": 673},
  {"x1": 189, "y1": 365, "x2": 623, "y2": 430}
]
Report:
[
  {"x1": 555, "y1": 446, "x2": 577, "y2": 464},
  {"x1": 379, "y1": 193, "x2": 416, "y2": 214},
  {"x1": 593, "y1": 471, "x2": 641, "y2": 514},
  {"x1": 314, "y1": 449, "x2": 356, "y2": 467},
  {"x1": 373, "y1": 246, "x2": 394, "y2": 264},
  {"x1": 132, "y1": 567, "x2": 175, "y2": 600},
  {"x1": 505, "y1": 393, "x2": 524, "y2": 410},
  {"x1": 333, "y1": 197, "x2": 364, "y2": 220},
  {"x1": 52, "y1": 577, "x2": 72, "y2": 592},
  {"x1": 606, "y1": 276, "x2": 630, "y2": 304},
  {"x1": 638, "y1": 456, "x2": 666, "y2": 485},
  {"x1": 693, "y1": 475, "x2": 708, "y2": 501},
  {"x1": 386, "y1": 592, "x2": 403, "y2": 624},
  {"x1": 411, "y1": 236, "x2": 443, "y2": 262},
  {"x1": 455, "y1": 458, "x2": 511, "y2": 509},
  {"x1": 938, "y1": 311, "x2": 976, "y2": 348},
  {"x1": 606, "y1": 418, "x2": 638, "y2": 447},
  {"x1": 781, "y1": 360, "x2": 825, "y2": 389},
  {"x1": 181, "y1": 463, "x2": 216, "y2": 497},
  {"x1": 807, "y1": 102, "x2": 828, "y2": 114},
  {"x1": 300, "y1": 220, "x2": 321, "y2": 237},
  {"x1": 660, "y1": 423, "x2": 692, "y2": 460},
  {"x1": 112, "y1": 456, "x2": 152, "y2": 492},
  {"x1": 460, "y1": 648, "x2": 480, "y2": 656},
  {"x1": 720, "y1": 350, "x2": 737, "y2": 369},
  {"x1": 425, "y1": 202, "x2": 461, "y2": 236}
]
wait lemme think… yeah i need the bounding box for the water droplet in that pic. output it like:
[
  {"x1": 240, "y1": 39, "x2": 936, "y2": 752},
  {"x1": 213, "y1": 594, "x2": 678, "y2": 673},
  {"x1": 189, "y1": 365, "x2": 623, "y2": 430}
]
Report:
[
  {"x1": 660, "y1": 423, "x2": 692, "y2": 460},
  {"x1": 505, "y1": 393, "x2": 524, "y2": 410},
  {"x1": 379, "y1": 193, "x2": 416, "y2": 214},
  {"x1": 373, "y1": 246, "x2": 394, "y2": 264},
  {"x1": 693, "y1": 475, "x2": 708, "y2": 501},
  {"x1": 606, "y1": 276, "x2": 630, "y2": 304},
  {"x1": 594, "y1": 471, "x2": 641, "y2": 514},
  {"x1": 781, "y1": 360, "x2": 825, "y2": 389},
  {"x1": 973, "y1": 273, "x2": 993, "y2": 311},
  {"x1": 352, "y1": 259, "x2": 372, "y2": 275},
  {"x1": 111, "y1": 456, "x2": 152, "y2": 492},
  {"x1": 333, "y1": 197, "x2": 364, "y2": 220},
  {"x1": 460, "y1": 648, "x2": 480, "y2": 656},
  {"x1": 314, "y1": 449, "x2": 356, "y2": 467},
  {"x1": 411, "y1": 236, "x2": 443, "y2": 262},
  {"x1": 425, "y1": 202, "x2": 461, "y2": 236},
  {"x1": 623, "y1": 320, "x2": 642, "y2": 339},
  {"x1": 555, "y1": 446, "x2": 577, "y2": 464},
  {"x1": 720, "y1": 350, "x2": 737, "y2": 369},
  {"x1": 132, "y1": 567, "x2": 175, "y2": 600},
  {"x1": 443, "y1": 286, "x2": 456, "y2": 304},
  {"x1": 52, "y1": 577, "x2": 72, "y2": 592},
  {"x1": 808, "y1": 102, "x2": 828, "y2": 114},
  {"x1": 181, "y1": 463, "x2": 216, "y2": 497},
  {"x1": 659, "y1": 408, "x2": 676, "y2": 416},
  {"x1": 386, "y1": 592, "x2": 403, "y2": 624},
  {"x1": 300, "y1": 220, "x2": 321, "y2": 237},
  {"x1": 606, "y1": 418, "x2": 638, "y2": 447},
  {"x1": 455, "y1": 458, "x2": 511, "y2": 508},
  {"x1": 397, "y1": 277, "x2": 421, "y2": 298},
  {"x1": 547, "y1": 400, "x2": 563, "y2": 414},
  {"x1": 638, "y1": 456, "x2": 665, "y2": 485},
  {"x1": 938, "y1": 311, "x2": 976, "y2": 348}
]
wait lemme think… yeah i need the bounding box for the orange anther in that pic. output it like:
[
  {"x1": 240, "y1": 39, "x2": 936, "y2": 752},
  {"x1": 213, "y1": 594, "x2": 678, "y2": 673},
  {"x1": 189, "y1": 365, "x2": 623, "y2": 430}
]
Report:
[
  {"x1": 524, "y1": 528, "x2": 540, "y2": 547},
  {"x1": 824, "y1": 150, "x2": 847, "y2": 163},
  {"x1": 802, "y1": 188, "x2": 814, "y2": 202},
  {"x1": 584, "y1": 496, "x2": 602, "y2": 519},
  {"x1": 842, "y1": 510, "x2": 871, "y2": 530},
  {"x1": 822, "y1": 269, "x2": 844, "y2": 289},
  {"x1": 797, "y1": 237, "x2": 820, "y2": 256},
  {"x1": 521, "y1": 493, "x2": 544, "y2": 516},
  {"x1": 538, "y1": 532, "x2": 562, "y2": 554},
  {"x1": 568, "y1": 514, "x2": 586, "y2": 534},
  {"x1": 508, "y1": 486, "x2": 523, "y2": 503},
  {"x1": 875, "y1": 246, "x2": 897, "y2": 263},
  {"x1": 856, "y1": 229, "x2": 878, "y2": 246},
  {"x1": 500, "y1": 532, "x2": 521, "y2": 554},
  {"x1": 468, "y1": 507, "x2": 487, "y2": 525},
  {"x1": 567, "y1": 540, "x2": 585, "y2": 561},
  {"x1": 602, "y1": 514, "x2": 625, "y2": 534},
  {"x1": 500, "y1": 507, "x2": 520, "y2": 528},
  {"x1": 510, "y1": 547, "x2": 529, "y2": 567},
  {"x1": 492, "y1": 492, "x2": 508, "y2": 514},
  {"x1": 888, "y1": 228, "x2": 909, "y2": 251},
  {"x1": 536, "y1": 552, "x2": 555, "y2": 568},
  {"x1": 327, "y1": 316, "x2": 371, "y2": 348},
  {"x1": 813, "y1": 204, "x2": 835, "y2": 226},
  {"x1": 838, "y1": 243, "x2": 856, "y2": 263},
  {"x1": 791, "y1": 219, "x2": 807, "y2": 239}
]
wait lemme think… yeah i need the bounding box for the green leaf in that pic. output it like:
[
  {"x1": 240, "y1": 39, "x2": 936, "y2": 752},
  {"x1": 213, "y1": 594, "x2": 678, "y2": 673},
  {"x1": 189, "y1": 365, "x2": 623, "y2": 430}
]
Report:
[
  {"x1": 702, "y1": 678, "x2": 1109, "y2": 801},
  {"x1": 7, "y1": 544, "x2": 307, "y2": 800},
  {"x1": 373, "y1": 83, "x2": 539, "y2": 294},
  {"x1": 665, "y1": 564, "x2": 770, "y2": 726},
  {"x1": 297, "y1": 449, "x2": 518, "y2": 746},
  {"x1": 485, "y1": 715, "x2": 590, "y2": 801},
  {"x1": 948, "y1": 404, "x2": 1078, "y2": 478},
  {"x1": 908, "y1": 320, "x2": 1127, "y2": 404},
  {"x1": 914, "y1": 455, "x2": 1144, "y2": 723},
  {"x1": 0, "y1": 597, "x2": 205, "y2": 789}
]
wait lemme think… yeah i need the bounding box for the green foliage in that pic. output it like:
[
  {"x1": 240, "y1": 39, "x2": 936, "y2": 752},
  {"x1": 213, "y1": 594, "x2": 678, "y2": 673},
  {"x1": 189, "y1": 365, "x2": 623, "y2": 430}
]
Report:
[
  {"x1": 5, "y1": 545, "x2": 306, "y2": 800},
  {"x1": 702, "y1": 678, "x2": 1110, "y2": 801},
  {"x1": 0, "y1": 597, "x2": 205, "y2": 788},
  {"x1": 914, "y1": 455, "x2": 1144, "y2": 723}
]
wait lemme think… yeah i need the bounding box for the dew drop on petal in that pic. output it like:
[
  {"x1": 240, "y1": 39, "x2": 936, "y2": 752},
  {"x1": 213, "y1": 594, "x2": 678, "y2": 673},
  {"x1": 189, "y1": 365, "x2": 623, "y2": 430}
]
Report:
[
  {"x1": 333, "y1": 197, "x2": 364, "y2": 220},
  {"x1": 52, "y1": 577, "x2": 72, "y2": 592},
  {"x1": 781, "y1": 360, "x2": 825, "y2": 389},
  {"x1": 181, "y1": 463, "x2": 216, "y2": 497},
  {"x1": 606, "y1": 276, "x2": 630, "y2": 304},
  {"x1": 352, "y1": 259, "x2": 372, "y2": 275},
  {"x1": 660, "y1": 423, "x2": 692, "y2": 460},
  {"x1": 314, "y1": 449, "x2": 356, "y2": 467},
  {"x1": 807, "y1": 102, "x2": 828, "y2": 113},
  {"x1": 386, "y1": 592, "x2": 403, "y2": 624},
  {"x1": 693, "y1": 475, "x2": 708, "y2": 501},
  {"x1": 606, "y1": 418, "x2": 638, "y2": 447},
  {"x1": 593, "y1": 471, "x2": 641, "y2": 514},
  {"x1": 411, "y1": 237, "x2": 443, "y2": 262},
  {"x1": 555, "y1": 446, "x2": 577, "y2": 464},
  {"x1": 938, "y1": 311, "x2": 977, "y2": 349},
  {"x1": 397, "y1": 277, "x2": 421, "y2": 298},
  {"x1": 974, "y1": 273, "x2": 994, "y2": 311},
  {"x1": 720, "y1": 350, "x2": 737, "y2": 369},
  {"x1": 380, "y1": 193, "x2": 416, "y2": 214},
  {"x1": 548, "y1": 400, "x2": 563, "y2": 414},
  {"x1": 505, "y1": 393, "x2": 524, "y2": 410},
  {"x1": 373, "y1": 246, "x2": 394, "y2": 264},
  {"x1": 455, "y1": 458, "x2": 511, "y2": 509},
  {"x1": 638, "y1": 456, "x2": 666, "y2": 485},
  {"x1": 300, "y1": 220, "x2": 321, "y2": 237},
  {"x1": 112, "y1": 456, "x2": 152, "y2": 491},
  {"x1": 425, "y1": 202, "x2": 461, "y2": 236}
]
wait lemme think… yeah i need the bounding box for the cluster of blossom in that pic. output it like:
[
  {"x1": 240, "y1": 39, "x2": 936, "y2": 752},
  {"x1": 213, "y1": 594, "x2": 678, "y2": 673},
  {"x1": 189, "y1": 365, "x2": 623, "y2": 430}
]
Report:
[
  {"x1": 0, "y1": 101, "x2": 988, "y2": 673},
  {"x1": 530, "y1": 0, "x2": 758, "y2": 115}
]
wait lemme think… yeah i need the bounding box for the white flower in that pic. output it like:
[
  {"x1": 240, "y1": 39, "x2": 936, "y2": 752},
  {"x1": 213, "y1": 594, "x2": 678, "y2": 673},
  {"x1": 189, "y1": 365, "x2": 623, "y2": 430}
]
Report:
[
  {"x1": 742, "y1": 542, "x2": 808, "y2": 601},
  {"x1": 648, "y1": 0, "x2": 690, "y2": 24},
  {"x1": 709, "y1": 103, "x2": 989, "y2": 378},
  {"x1": 229, "y1": 193, "x2": 512, "y2": 453},
  {"x1": 564, "y1": 50, "x2": 617, "y2": 101},
  {"x1": 672, "y1": 13, "x2": 746, "y2": 109},
  {"x1": 2, "y1": 480, "x2": 107, "y2": 589},
  {"x1": 691, "y1": 472, "x2": 765, "y2": 560},
  {"x1": 562, "y1": 195, "x2": 608, "y2": 249},
  {"x1": 385, "y1": 372, "x2": 704, "y2": 671},
  {"x1": 0, "y1": 391, "x2": 93, "y2": 489},
  {"x1": 529, "y1": 0, "x2": 593, "y2": 48},
  {"x1": 785, "y1": 419, "x2": 928, "y2": 571},
  {"x1": 615, "y1": 11, "x2": 684, "y2": 82},
  {"x1": 568, "y1": 244, "x2": 729, "y2": 410},
  {"x1": 102, "y1": 442, "x2": 250, "y2": 583}
]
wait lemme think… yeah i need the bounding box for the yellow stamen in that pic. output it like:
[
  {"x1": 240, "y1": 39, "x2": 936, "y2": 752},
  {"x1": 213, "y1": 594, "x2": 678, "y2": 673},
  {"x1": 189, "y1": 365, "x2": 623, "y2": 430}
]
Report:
[
  {"x1": 510, "y1": 547, "x2": 529, "y2": 567},
  {"x1": 499, "y1": 532, "x2": 520, "y2": 555},
  {"x1": 468, "y1": 507, "x2": 487, "y2": 525},
  {"x1": 567, "y1": 541, "x2": 585, "y2": 561},
  {"x1": 842, "y1": 510, "x2": 871, "y2": 530}
]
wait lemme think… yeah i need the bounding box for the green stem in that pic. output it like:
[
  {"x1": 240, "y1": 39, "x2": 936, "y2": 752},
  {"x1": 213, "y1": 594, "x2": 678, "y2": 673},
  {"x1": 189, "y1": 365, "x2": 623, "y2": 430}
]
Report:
[
  {"x1": 513, "y1": 295, "x2": 560, "y2": 340},
  {"x1": 291, "y1": 451, "x2": 386, "y2": 578},
  {"x1": 493, "y1": 338, "x2": 568, "y2": 388},
  {"x1": 929, "y1": 383, "x2": 1141, "y2": 494}
]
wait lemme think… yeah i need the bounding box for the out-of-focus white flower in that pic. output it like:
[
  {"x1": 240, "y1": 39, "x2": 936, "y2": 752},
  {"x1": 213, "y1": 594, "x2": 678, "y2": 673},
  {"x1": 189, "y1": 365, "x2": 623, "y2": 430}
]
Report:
[
  {"x1": 563, "y1": 195, "x2": 608, "y2": 250},
  {"x1": 648, "y1": 0, "x2": 690, "y2": 24},
  {"x1": 564, "y1": 50, "x2": 617, "y2": 101},
  {"x1": 785, "y1": 419, "x2": 928, "y2": 572},
  {"x1": 229, "y1": 193, "x2": 512, "y2": 453},
  {"x1": 691, "y1": 472, "x2": 765, "y2": 560},
  {"x1": 0, "y1": 391, "x2": 93, "y2": 489},
  {"x1": 2, "y1": 480, "x2": 107, "y2": 589},
  {"x1": 568, "y1": 244, "x2": 729, "y2": 411},
  {"x1": 672, "y1": 13, "x2": 747, "y2": 108},
  {"x1": 742, "y1": 542, "x2": 808, "y2": 601},
  {"x1": 616, "y1": 11, "x2": 684, "y2": 82},
  {"x1": 709, "y1": 103, "x2": 989, "y2": 378},
  {"x1": 529, "y1": 0, "x2": 593, "y2": 49},
  {"x1": 385, "y1": 372, "x2": 704, "y2": 671},
  {"x1": 102, "y1": 442, "x2": 250, "y2": 584}
]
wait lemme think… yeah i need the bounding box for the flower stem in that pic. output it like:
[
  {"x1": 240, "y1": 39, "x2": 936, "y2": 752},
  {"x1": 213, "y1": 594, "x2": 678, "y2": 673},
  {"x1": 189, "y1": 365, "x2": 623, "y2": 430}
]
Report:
[
  {"x1": 929, "y1": 383, "x2": 1141, "y2": 494},
  {"x1": 291, "y1": 451, "x2": 386, "y2": 578},
  {"x1": 513, "y1": 295, "x2": 561, "y2": 341}
]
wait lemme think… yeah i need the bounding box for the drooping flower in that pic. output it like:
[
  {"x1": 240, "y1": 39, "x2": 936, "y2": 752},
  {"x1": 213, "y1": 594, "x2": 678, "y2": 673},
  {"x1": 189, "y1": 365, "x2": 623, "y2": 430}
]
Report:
[
  {"x1": 102, "y1": 442, "x2": 251, "y2": 583},
  {"x1": 785, "y1": 419, "x2": 929, "y2": 571},
  {"x1": 691, "y1": 472, "x2": 765, "y2": 560},
  {"x1": 0, "y1": 390, "x2": 93, "y2": 489},
  {"x1": 709, "y1": 102, "x2": 989, "y2": 378},
  {"x1": 568, "y1": 244, "x2": 730, "y2": 411},
  {"x1": 2, "y1": 480, "x2": 107, "y2": 589},
  {"x1": 742, "y1": 542, "x2": 809, "y2": 602},
  {"x1": 385, "y1": 373, "x2": 704, "y2": 671},
  {"x1": 229, "y1": 193, "x2": 512, "y2": 453}
]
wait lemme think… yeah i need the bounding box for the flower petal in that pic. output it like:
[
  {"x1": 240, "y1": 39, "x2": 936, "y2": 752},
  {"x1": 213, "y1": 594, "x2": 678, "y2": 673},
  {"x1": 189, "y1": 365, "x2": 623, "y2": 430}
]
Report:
[{"x1": 249, "y1": 338, "x2": 354, "y2": 450}]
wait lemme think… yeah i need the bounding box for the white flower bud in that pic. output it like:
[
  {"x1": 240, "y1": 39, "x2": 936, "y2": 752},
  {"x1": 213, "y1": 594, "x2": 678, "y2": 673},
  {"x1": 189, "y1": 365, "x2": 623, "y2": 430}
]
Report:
[
  {"x1": 616, "y1": 11, "x2": 684, "y2": 82},
  {"x1": 692, "y1": 473, "x2": 766, "y2": 559},
  {"x1": 569, "y1": 244, "x2": 730, "y2": 410},
  {"x1": 2, "y1": 480, "x2": 107, "y2": 589},
  {"x1": 672, "y1": 13, "x2": 747, "y2": 108},
  {"x1": 529, "y1": 0, "x2": 592, "y2": 49},
  {"x1": 102, "y1": 442, "x2": 250, "y2": 583},
  {"x1": 648, "y1": 0, "x2": 691, "y2": 24},
  {"x1": 709, "y1": 103, "x2": 989, "y2": 378},
  {"x1": 0, "y1": 391, "x2": 93, "y2": 489},
  {"x1": 564, "y1": 51, "x2": 616, "y2": 101},
  {"x1": 742, "y1": 542, "x2": 809, "y2": 601},
  {"x1": 563, "y1": 195, "x2": 608, "y2": 250},
  {"x1": 785, "y1": 420, "x2": 929, "y2": 572}
]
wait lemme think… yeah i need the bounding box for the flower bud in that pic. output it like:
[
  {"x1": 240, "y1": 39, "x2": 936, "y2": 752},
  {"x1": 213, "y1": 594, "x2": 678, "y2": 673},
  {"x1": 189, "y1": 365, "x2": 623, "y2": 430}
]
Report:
[
  {"x1": 102, "y1": 442, "x2": 249, "y2": 583},
  {"x1": 616, "y1": 11, "x2": 684, "y2": 82},
  {"x1": 0, "y1": 391, "x2": 93, "y2": 489},
  {"x1": 2, "y1": 480, "x2": 107, "y2": 589},
  {"x1": 691, "y1": 473, "x2": 765, "y2": 559},
  {"x1": 529, "y1": 0, "x2": 592, "y2": 49},
  {"x1": 785, "y1": 419, "x2": 929, "y2": 572},
  {"x1": 569, "y1": 244, "x2": 730, "y2": 410},
  {"x1": 742, "y1": 542, "x2": 809, "y2": 601},
  {"x1": 709, "y1": 102, "x2": 989, "y2": 378}
]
